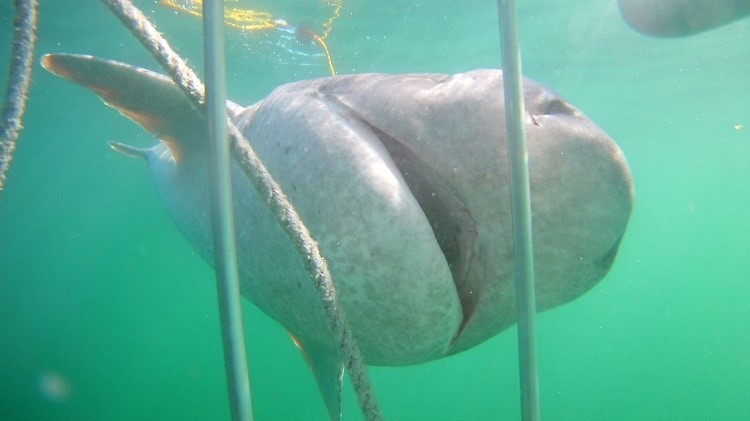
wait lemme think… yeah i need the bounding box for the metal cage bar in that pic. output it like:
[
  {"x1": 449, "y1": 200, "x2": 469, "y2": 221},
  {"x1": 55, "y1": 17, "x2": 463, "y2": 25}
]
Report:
[
  {"x1": 497, "y1": 1, "x2": 541, "y2": 420},
  {"x1": 202, "y1": 1, "x2": 254, "y2": 420}
]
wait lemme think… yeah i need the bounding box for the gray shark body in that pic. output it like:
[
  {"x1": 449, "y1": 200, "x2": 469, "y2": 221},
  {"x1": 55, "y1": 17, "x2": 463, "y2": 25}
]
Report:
[
  {"x1": 43, "y1": 54, "x2": 633, "y2": 419},
  {"x1": 618, "y1": 0, "x2": 750, "y2": 37}
]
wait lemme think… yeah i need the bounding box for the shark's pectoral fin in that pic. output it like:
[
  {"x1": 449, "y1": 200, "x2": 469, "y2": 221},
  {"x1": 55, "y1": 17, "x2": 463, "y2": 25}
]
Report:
[
  {"x1": 41, "y1": 54, "x2": 243, "y2": 163},
  {"x1": 310, "y1": 349, "x2": 344, "y2": 421},
  {"x1": 291, "y1": 335, "x2": 344, "y2": 421}
]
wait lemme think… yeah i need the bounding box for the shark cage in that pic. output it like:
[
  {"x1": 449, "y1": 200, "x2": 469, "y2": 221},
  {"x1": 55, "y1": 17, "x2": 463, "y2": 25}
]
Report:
[{"x1": 2, "y1": 0, "x2": 747, "y2": 420}]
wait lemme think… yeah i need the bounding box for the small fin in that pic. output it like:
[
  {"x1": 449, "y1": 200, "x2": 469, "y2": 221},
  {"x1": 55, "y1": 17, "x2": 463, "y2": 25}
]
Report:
[
  {"x1": 292, "y1": 337, "x2": 344, "y2": 421},
  {"x1": 41, "y1": 54, "x2": 207, "y2": 163},
  {"x1": 109, "y1": 141, "x2": 149, "y2": 160}
]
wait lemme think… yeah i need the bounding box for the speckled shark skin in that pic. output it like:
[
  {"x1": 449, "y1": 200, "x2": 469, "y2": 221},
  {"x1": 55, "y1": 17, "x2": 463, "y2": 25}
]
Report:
[{"x1": 43, "y1": 54, "x2": 633, "y2": 419}]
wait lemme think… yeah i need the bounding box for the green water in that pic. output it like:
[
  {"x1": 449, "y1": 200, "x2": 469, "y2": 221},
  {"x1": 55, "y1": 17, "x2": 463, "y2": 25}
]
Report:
[{"x1": 1, "y1": 1, "x2": 748, "y2": 419}]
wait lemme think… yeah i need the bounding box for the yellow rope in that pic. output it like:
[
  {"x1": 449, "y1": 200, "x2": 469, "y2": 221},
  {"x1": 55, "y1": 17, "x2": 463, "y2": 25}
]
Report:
[
  {"x1": 313, "y1": 34, "x2": 336, "y2": 76},
  {"x1": 159, "y1": 0, "x2": 339, "y2": 75},
  {"x1": 320, "y1": 0, "x2": 342, "y2": 40},
  {"x1": 317, "y1": 0, "x2": 341, "y2": 75}
]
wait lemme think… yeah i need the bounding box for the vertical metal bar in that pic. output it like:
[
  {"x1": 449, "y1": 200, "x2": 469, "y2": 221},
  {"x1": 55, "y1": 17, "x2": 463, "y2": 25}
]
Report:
[
  {"x1": 496, "y1": 1, "x2": 540, "y2": 420},
  {"x1": 202, "y1": 1, "x2": 254, "y2": 420}
]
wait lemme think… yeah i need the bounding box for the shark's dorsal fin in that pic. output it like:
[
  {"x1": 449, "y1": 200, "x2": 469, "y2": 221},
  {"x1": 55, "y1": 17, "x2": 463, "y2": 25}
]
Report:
[{"x1": 42, "y1": 54, "x2": 241, "y2": 163}]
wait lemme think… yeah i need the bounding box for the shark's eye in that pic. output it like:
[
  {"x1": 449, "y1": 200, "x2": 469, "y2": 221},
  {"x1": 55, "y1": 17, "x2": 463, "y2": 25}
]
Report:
[{"x1": 543, "y1": 98, "x2": 576, "y2": 116}]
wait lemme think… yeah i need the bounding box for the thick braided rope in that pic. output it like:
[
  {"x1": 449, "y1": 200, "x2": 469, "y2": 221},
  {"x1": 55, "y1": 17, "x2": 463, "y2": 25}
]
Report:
[{"x1": 0, "y1": 0, "x2": 38, "y2": 197}]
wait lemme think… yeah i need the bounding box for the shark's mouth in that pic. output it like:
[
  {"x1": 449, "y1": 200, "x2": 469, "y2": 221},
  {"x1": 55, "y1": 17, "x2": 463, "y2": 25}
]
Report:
[{"x1": 324, "y1": 94, "x2": 479, "y2": 342}]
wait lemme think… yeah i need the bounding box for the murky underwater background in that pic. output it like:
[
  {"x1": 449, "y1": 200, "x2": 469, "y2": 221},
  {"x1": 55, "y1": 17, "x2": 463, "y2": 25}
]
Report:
[{"x1": 1, "y1": 0, "x2": 748, "y2": 419}]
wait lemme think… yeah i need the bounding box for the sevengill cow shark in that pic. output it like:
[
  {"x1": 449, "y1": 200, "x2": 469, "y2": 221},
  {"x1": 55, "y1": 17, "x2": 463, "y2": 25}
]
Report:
[{"x1": 43, "y1": 53, "x2": 633, "y2": 419}]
